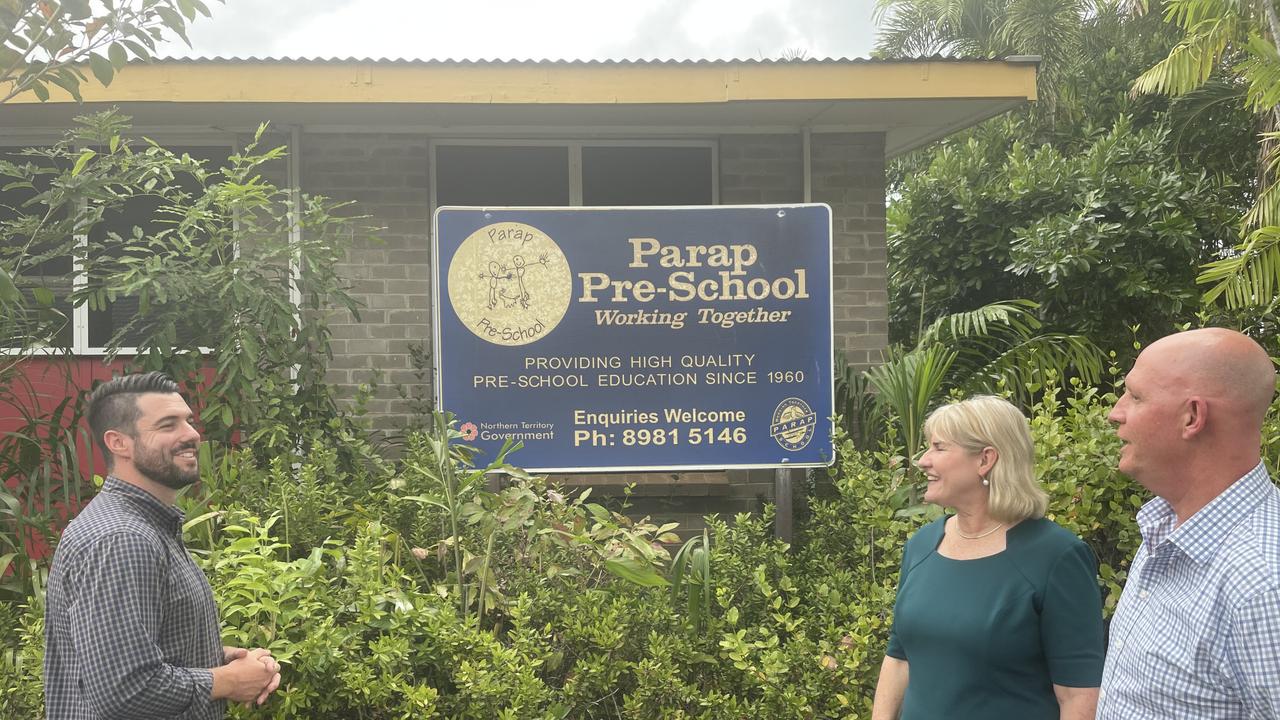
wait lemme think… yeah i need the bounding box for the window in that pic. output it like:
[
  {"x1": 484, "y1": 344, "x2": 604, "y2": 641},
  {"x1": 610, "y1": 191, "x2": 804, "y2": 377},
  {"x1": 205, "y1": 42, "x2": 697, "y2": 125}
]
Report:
[
  {"x1": 581, "y1": 145, "x2": 713, "y2": 206},
  {"x1": 0, "y1": 148, "x2": 74, "y2": 348},
  {"x1": 432, "y1": 140, "x2": 716, "y2": 210},
  {"x1": 1, "y1": 143, "x2": 234, "y2": 353},
  {"x1": 85, "y1": 146, "x2": 232, "y2": 350},
  {"x1": 435, "y1": 145, "x2": 570, "y2": 206}
]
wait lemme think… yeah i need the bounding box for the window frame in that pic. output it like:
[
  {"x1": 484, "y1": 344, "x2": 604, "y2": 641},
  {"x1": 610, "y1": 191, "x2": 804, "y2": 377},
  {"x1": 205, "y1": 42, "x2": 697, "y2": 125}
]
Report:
[
  {"x1": 428, "y1": 138, "x2": 719, "y2": 215},
  {"x1": 0, "y1": 134, "x2": 242, "y2": 356}
]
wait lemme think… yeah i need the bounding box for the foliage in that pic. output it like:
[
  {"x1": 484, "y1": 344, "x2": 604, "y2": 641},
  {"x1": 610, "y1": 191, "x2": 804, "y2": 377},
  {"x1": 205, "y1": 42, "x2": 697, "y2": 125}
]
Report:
[
  {"x1": 1141, "y1": 0, "x2": 1280, "y2": 313},
  {"x1": 1197, "y1": 221, "x2": 1280, "y2": 314},
  {"x1": 0, "y1": 599, "x2": 43, "y2": 717},
  {"x1": 1132, "y1": 0, "x2": 1280, "y2": 314},
  {"x1": 1030, "y1": 374, "x2": 1144, "y2": 613},
  {"x1": 1, "y1": 0, "x2": 220, "y2": 105},
  {"x1": 399, "y1": 413, "x2": 532, "y2": 626},
  {"x1": 874, "y1": 0, "x2": 1096, "y2": 112},
  {"x1": 2, "y1": 2, "x2": 223, "y2": 595},
  {"x1": 888, "y1": 118, "x2": 1240, "y2": 352},
  {"x1": 878, "y1": 0, "x2": 1261, "y2": 346},
  {"x1": 0, "y1": 365, "x2": 82, "y2": 601},
  {"x1": 669, "y1": 528, "x2": 712, "y2": 632},
  {"x1": 846, "y1": 300, "x2": 1103, "y2": 469},
  {"x1": 2, "y1": 375, "x2": 1221, "y2": 717},
  {"x1": 0, "y1": 111, "x2": 365, "y2": 601},
  {"x1": 0, "y1": 0, "x2": 223, "y2": 366},
  {"x1": 49, "y1": 112, "x2": 362, "y2": 450},
  {"x1": 1130, "y1": 0, "x2": 1274, "y2": 106}
]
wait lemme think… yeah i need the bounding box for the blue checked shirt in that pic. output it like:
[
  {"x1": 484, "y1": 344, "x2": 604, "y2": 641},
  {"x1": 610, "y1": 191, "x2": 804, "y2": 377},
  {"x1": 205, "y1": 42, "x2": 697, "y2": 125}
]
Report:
[
  {"x1": 1098, "y1": 462, "x2": 1280, "y2": 719},
  {"x1": 44, "y1": 477, "x2": 226, "y2": 719}
]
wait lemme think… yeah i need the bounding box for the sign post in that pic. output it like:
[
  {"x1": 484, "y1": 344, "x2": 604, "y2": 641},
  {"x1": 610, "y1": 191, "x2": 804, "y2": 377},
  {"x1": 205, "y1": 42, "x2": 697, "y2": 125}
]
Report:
[{"x1": 433, "y1": 205, "x2": 834, "y2": 474}]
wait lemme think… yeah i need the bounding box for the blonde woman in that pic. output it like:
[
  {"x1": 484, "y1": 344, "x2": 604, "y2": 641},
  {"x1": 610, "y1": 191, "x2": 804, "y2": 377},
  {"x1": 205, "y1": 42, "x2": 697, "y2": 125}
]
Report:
[{"x1": 871, "y1": 396, "x2": 1103, "y2": 720}]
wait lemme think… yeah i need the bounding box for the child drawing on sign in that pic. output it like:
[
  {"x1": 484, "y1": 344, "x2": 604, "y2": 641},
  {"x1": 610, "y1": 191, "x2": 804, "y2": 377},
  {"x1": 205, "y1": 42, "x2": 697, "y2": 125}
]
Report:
[
  {"x1": 480, "y1": 260, "x2": 512, "y2": 310},
  {"x1": 479, "y1": 255, "x2": 551, "y2": 310}
]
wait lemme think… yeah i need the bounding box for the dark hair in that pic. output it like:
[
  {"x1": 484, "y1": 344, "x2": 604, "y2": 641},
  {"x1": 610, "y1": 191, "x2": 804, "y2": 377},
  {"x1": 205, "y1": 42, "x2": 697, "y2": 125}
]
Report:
[{"x1": 87, "y1": 372, "x2": 182, "y2": 466}]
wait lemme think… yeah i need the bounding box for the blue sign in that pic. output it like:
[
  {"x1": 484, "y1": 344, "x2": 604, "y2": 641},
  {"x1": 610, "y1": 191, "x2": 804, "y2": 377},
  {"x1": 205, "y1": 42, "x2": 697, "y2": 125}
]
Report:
[{"x1": 432, "y1": 205, "x2": 834, "y2": 472}]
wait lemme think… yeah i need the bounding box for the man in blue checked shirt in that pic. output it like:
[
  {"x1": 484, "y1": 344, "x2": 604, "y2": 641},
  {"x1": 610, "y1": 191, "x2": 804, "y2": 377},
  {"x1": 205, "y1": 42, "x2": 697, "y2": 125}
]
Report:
[
  {"x1": 45, "y1": 372, "x2": 282, "y2": 719},
  {"x1": 1099, "y1": 328, "x2": 1280, "y2": 720}
]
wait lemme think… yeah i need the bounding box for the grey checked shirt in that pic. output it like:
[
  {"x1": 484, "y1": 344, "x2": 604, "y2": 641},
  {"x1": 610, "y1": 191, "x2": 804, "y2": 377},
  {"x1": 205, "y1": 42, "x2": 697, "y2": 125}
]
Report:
[
  {"x1": 44, "y1": 477, "x2": 226, "y2": 720},
  {"x1": 1098, "y1": 462, "x2": 1280, "y2": 719}
]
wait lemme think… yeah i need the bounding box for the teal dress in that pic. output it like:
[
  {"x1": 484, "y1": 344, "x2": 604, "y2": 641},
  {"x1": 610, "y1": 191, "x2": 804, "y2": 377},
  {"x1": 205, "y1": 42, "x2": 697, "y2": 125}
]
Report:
[{"x1": 885, "y1": 517, "x2": 1104, "y2": 719}]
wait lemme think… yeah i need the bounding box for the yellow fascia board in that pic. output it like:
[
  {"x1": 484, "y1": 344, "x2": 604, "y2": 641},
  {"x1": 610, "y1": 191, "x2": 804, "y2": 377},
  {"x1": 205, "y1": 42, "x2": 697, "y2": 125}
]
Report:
[{"x1": 6, "y1": 60, "x2": 1037, "y2": 105}]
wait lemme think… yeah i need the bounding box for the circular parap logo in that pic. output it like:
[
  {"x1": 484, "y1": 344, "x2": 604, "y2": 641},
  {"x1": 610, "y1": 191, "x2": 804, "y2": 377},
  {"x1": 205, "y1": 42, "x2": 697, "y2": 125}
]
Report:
[
  {"x1": 771, "y1": 397, "x2": 818, "y2": 452},
  {"x1": 447, "y1": 221, "x2": 572, "y2": 347}
]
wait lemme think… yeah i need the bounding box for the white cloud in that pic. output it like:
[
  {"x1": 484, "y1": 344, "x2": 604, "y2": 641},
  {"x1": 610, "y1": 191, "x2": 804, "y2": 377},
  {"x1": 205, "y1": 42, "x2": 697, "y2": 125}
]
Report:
[{"x1": 159, "y1": 0, "x2": 877, "y2": 61}]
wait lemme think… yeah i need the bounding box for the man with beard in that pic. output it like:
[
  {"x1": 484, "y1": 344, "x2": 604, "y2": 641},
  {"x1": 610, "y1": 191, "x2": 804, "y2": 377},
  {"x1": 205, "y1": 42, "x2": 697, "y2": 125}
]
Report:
[
  {"x1": 44, "y1": 372, "x2": 281, "y2": 719},
  {"x1": 1098, "y1": 328, "x2": 1280, "y2": 719}
]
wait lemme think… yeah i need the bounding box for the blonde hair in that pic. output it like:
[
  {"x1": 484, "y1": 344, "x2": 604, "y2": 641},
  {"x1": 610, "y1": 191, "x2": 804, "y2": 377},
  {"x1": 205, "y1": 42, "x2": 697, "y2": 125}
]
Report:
[{"x1": 921, "y1": 395, "x2": 1048, "y2": 523}]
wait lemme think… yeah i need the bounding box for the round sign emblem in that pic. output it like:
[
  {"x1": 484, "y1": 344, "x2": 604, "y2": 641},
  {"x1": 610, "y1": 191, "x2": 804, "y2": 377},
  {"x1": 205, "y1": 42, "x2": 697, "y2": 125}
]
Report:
[
  {"x1": 447, "y1": 222, "x2": 572, "y2": 347},
  {"x1": 771, "y1": 397, "x2": 817, "y2": 452}
]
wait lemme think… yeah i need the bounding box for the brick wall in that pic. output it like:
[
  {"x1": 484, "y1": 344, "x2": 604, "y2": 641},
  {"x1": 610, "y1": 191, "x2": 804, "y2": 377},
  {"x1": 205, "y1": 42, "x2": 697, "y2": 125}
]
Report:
[
  {"x1": 299, "y1": 133, "x2": 433, "y2": 433},
  {"x1": 810, "y1": 133, "x2": 889, "y2": 371},
  {"x1": 719, "y1": 135, "x2": 804, "y2": 204}
]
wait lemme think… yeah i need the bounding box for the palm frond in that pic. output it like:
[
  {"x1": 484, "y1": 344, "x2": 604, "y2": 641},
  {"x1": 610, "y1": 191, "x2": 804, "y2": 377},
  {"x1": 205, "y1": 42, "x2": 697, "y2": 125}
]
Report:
[
  {"x1": 1199, "y1": 224, "x2": 1280, "y2": 307},
  {"x1": 875, "y1": 0, "x2": 956, "y2": 56},
  {"x1": 1243, "y1": 148, "x2": 1280, "y2": 230},
  {"x1": 919, "y1": 299, "x2": 1043, "y2": 345},
  {"x1": 1166, "y1": 78, "x2": 1249, "y2": 151},
  {"x1": 1237, "y1": 33, "x2": 1280, "y2": 110},
  {"x1": 1163, "y1": 0, "x2": 1249, "y2": 29},
  {"x1": 874, "y1": 0, "x2": 1013, "y2": 57},
  {"x1": 834, "y1": 350, "x2": 885, "y2": 450},
  {"x1": 945, "y1": 0, "x2": 1011, "y2": 54},
  {"x1": 998, "y1": 0, "x2": 1087, "y2": 66},
  {"x1": 966, "y1": 333, "x2": 1105, "y2": 400},
  {"x1": 1132, "y1": 16, "x2": 1239, "y2": 96},
  {"x1": 866, "y1": 343, "x2": 958, "y2": 457}
]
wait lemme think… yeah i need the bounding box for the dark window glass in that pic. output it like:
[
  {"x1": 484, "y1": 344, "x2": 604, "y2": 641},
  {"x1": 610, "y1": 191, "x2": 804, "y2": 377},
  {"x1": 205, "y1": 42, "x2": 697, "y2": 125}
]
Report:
[
  {"x1": 582, "y1": 146, "x2": 713, "y2": 206},
  {"x1": 435, "y1": 145, "x2": 570, "y2": 206},
  {"x1": 88, "y1": 146, "x2": 231, "y2": 348},
  {"x1": 1, "y1": 149, "x2": 73, "y2": 347}
]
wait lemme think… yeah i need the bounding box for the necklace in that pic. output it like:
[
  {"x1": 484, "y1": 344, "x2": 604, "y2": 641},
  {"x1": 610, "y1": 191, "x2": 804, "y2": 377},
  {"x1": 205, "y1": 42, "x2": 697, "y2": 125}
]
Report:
[{"x1": 954, "y1": 521, "x2": 1005, "y2": 540}]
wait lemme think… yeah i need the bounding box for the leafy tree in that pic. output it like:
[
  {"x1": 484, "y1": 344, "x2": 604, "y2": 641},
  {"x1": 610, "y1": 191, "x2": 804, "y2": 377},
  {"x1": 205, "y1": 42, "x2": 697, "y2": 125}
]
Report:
[
  {"x1": 1, "y1": 0, "x2": 216, "y2": 104},
  {"x1": 840, "y1": 300, "x2": 1102, "y2": 471},
  {"x1": 1132, "y1": 0, "x2": 1280, "y2": 316},
  {"x1": 1, "y1": 0, "x2": 219, "y2": 331},
  {"x1": 889, "y1": 118, "x2": 1241, "y2": 350},
  {"x1": 0, "y1": 112, "x2": 365, "y2": 599},
  {"x1": 874, "y1": 0, "x2": 1093, "y2": 112},
  {"x1": 876, "y1": 0, "x2": 1257, "y2": 352}
]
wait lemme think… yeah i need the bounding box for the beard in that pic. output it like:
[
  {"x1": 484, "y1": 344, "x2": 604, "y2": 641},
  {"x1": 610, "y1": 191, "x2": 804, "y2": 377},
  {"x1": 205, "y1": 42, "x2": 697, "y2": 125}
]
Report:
[{"x1": 133, "y1": 438, "x2": 201, "y2": 490}]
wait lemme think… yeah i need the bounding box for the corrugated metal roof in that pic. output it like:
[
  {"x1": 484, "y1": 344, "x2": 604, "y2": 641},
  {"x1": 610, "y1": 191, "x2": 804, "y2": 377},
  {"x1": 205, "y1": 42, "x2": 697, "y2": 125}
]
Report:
[{"x1": 146, "y1": 55, "x2": 1029, "y2": 65}]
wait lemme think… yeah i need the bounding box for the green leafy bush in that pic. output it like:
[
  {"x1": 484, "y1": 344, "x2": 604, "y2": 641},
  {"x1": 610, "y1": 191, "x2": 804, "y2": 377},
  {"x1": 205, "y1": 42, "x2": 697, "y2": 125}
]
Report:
[
  {"x1": 12, "y1": 385, "x2": 1278, "y2": 717},
  {"x1": 888, "y1": 118, "x2": 1240, "y2": 353}
]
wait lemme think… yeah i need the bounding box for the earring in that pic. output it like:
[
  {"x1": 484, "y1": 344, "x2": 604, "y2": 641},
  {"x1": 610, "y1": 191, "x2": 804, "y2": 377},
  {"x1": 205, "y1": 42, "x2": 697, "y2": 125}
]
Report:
[{"x1": 981, "y1": 477, "x2": 990, "y2": 486}]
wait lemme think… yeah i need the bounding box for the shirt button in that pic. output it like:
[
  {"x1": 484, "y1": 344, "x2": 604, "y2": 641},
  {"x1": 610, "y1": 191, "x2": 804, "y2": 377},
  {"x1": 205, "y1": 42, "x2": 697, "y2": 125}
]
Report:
[
  {"x1": 1113, "y1": 640, "x2": 1124, "y2": 651},
  {"x1": 1099, "y1": 689, "x2": 1107, "y2": 700},
  {"x1": 1138, "y1": 590, "x2": 1150, "y2": 599}
]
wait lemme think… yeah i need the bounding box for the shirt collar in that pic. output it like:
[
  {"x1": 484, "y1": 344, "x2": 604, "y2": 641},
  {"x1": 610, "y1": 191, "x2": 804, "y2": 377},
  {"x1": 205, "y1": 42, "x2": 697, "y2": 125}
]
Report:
[
  {"x1": 1135, "y1": 462, "x2": 1271, "y2": 564},
  {"x1": 102, "y1": 475, "x2": 186, "y2": 536}
]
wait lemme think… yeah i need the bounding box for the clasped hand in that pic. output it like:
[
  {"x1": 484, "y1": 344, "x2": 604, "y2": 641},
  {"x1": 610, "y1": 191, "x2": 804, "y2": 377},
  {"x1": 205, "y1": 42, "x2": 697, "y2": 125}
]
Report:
[{"x1": 219, "y1": 645, "x2": 282, "y2": 707}]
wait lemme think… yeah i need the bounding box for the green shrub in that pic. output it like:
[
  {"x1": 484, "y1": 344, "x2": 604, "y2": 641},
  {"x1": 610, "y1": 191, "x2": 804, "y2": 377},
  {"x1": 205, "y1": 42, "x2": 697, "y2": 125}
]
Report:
[
  {"x1": 0, "y1": 601, "x2": 43, "y2": 718},
  {"x1": 14, "y1": 382, "x2": 1277, "y2": 718}
]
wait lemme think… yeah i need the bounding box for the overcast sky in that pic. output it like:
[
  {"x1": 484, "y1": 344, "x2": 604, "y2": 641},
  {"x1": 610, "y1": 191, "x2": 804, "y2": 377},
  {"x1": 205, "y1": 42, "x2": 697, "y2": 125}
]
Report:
[{"x1": 156, "y1": 0, "x2": 879, "y2": 61}]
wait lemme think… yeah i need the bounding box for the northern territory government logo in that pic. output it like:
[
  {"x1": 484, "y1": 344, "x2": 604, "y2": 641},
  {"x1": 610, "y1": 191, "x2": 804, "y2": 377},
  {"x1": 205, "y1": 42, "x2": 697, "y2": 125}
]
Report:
[
  {"x1": 770, "y1": 397, "x2": 818, "y2": 452},
  {"x1": 447, "y1": 221, "x2": 572, "y2": 347}
]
